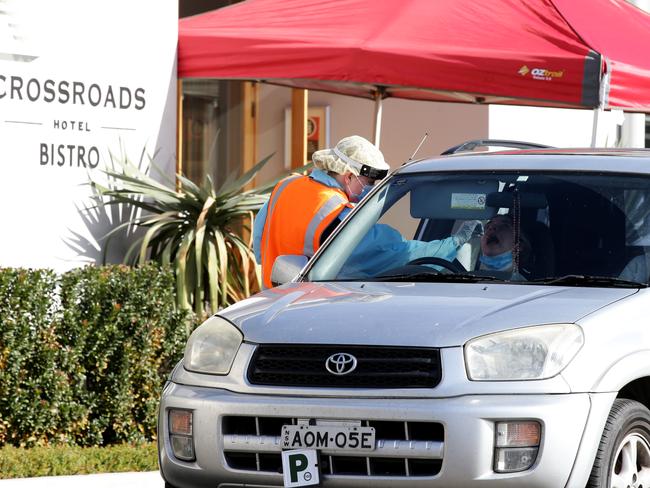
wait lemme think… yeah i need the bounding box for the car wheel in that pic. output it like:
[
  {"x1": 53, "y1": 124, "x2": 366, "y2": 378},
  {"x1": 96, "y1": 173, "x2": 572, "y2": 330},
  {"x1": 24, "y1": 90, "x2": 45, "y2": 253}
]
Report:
[{"x1": 587, "y1": 398, "x2": 650, "y2": 488}]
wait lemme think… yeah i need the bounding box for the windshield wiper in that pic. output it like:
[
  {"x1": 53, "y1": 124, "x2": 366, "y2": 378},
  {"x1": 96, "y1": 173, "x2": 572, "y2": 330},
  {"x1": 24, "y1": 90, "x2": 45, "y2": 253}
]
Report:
[
  {"x1": 370, "y1": 272, "x2": 505, "y2": 283},
  {"x1": 529, "y1": 274, "x2": 647, "y2": 288}
]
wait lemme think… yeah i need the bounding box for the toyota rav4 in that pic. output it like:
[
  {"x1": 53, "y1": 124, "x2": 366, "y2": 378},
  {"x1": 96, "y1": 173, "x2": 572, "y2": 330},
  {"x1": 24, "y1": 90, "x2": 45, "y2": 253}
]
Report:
[{"x1": 158, "y1": 143, "x2": 650, "y2": 488}]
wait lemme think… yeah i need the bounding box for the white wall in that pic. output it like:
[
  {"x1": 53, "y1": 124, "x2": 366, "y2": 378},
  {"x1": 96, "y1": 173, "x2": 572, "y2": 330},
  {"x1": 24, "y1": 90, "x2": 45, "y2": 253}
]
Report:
[
  {"x1": 629, "y1": 0, "x2": 650, "y2": 13},
  {"x1": 620, "y1": 113, "x2": 647, "y2": 148},
  {"x1": 0, "y1": 0, "x2": 178, "y2": 271},
  {"x1": 488, "y1": 105, "x2": 627, "y2": 147}
]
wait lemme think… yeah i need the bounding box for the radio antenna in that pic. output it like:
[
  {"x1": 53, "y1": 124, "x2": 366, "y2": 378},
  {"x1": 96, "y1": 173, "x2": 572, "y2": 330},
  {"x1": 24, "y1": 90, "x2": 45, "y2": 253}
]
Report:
[{"x1": 408, "y1": 132, "x2": 429, "y2": 161}]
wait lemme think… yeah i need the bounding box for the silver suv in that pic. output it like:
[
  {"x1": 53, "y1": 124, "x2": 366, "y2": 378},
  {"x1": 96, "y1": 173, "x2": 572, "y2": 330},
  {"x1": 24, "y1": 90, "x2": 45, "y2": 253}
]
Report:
[{"x1": 159, "y1": 144, "x2": 650, "y2": 488}]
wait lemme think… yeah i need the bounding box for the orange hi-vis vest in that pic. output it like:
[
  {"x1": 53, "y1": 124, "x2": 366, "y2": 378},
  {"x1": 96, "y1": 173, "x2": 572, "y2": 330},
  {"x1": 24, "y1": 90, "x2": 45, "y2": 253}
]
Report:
[{"x1": 260, "y1": 174, "x2": 351, "y2": 288}]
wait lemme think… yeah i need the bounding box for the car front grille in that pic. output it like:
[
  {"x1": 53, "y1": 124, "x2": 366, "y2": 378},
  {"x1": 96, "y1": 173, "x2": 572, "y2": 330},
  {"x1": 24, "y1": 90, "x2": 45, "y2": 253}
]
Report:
[
  {"x1": 222, "y1": 416, "x2": 444, "y2": 478},
  {"x1": 247, "y1": 345, "x2": 442, "y2": 388}
]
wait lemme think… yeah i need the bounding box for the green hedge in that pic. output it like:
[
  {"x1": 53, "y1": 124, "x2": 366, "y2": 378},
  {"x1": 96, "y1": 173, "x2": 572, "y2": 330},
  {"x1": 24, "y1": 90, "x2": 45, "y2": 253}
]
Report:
[
  {"x1": 0, "y1": 269, "x2": 72, "y2": 447},
  {"x1": 0, "y1": 265, "x2": 197, "y2": 448}
]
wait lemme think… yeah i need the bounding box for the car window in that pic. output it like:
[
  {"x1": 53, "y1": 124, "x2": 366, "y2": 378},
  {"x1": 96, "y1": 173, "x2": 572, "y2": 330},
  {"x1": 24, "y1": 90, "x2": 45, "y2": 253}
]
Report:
[
  {"x1": 307, "y1": 171, "x2": 650, "y2": 286},
  {"x1": 378, "y1": 191, "x2": 419, "y2": 240}
]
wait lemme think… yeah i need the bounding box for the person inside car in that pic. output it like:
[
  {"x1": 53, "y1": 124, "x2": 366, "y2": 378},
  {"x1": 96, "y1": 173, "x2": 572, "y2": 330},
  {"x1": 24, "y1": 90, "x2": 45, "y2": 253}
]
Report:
[{"x1": 478, "y1": 214, "x2": 532, "y2": 275}]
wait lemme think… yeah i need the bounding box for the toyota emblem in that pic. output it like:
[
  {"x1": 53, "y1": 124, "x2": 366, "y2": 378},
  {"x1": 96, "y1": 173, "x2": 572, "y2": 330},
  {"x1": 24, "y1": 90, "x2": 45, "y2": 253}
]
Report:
[{"x1": 325, "y1": 352, "x2": 358, "y2": 375}]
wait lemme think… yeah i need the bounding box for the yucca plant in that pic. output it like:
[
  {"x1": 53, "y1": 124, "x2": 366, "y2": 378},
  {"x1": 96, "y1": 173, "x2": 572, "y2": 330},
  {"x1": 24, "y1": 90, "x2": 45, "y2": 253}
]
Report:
[{"x1": 91, "y1": 151, "x2": 279, "y2": 316}]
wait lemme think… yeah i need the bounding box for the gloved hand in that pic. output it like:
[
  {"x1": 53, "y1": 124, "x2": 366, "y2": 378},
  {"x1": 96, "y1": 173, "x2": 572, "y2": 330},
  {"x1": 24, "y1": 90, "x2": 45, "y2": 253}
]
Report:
[{"x1": 452, "y1": 220, "x2": 482, "y2": 247}]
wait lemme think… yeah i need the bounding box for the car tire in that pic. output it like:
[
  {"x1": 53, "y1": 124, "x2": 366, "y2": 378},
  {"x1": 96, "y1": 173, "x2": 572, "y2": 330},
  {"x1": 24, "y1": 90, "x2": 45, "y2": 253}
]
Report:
[{"x1": 587, "y1": 398, "x2": 650, "y2": 487}]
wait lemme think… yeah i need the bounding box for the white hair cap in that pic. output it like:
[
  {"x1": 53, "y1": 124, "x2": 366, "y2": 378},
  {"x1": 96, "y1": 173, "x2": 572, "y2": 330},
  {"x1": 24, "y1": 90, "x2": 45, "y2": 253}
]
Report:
[{"x1": 312, "y1": 135, "x2": 390, "y2": 179}]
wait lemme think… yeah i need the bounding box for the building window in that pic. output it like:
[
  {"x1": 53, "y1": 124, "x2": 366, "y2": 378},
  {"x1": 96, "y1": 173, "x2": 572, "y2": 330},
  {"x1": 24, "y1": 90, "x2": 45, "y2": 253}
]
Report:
[{"x1": 182, "y1": 79, "x2": 249, "y2": 187}]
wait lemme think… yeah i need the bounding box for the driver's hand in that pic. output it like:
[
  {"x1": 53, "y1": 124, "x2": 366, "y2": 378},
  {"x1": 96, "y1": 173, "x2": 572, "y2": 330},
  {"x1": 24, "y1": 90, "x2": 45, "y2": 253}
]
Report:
[{"x1": 453, "y1": 220, "x2": 482, "y2": 247}]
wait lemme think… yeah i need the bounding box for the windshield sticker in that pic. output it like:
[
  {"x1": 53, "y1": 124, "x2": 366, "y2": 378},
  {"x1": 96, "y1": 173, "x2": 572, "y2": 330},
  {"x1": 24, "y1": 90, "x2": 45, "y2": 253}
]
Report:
[{"x1": 451, "y1": 193, "x2": 486, "y2": 210}]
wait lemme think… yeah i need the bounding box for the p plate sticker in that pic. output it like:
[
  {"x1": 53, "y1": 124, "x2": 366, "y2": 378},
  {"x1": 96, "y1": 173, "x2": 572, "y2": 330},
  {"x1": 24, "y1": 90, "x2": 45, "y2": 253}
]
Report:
[{"x1": 281, "y1": 449, "x2": 319, "y2": 487}]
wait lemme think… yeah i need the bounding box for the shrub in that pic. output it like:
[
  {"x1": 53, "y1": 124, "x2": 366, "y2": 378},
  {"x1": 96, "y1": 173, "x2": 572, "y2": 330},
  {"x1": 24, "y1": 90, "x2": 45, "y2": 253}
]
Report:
[
  {"x1": 58, "y1": 264, "x2": 194, "y2": 446},
  {"x1": 0, "y1": 265, "x2": 197, "y2": 448},
  {"x1": 0, "y1": 268, "x2": 78, "y2": 447}
]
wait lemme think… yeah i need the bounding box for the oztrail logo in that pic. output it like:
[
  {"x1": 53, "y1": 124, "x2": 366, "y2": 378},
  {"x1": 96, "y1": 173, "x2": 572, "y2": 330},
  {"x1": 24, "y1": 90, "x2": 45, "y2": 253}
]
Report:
[{"x1": 518, "y1": 65, "x2": 564, "y2": 81}]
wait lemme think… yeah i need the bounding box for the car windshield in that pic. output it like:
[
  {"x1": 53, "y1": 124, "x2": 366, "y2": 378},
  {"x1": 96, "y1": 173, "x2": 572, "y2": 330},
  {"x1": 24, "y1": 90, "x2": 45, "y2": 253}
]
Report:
[{"x1": 306, "y1": 171, "x2": 650, "y2": 287}]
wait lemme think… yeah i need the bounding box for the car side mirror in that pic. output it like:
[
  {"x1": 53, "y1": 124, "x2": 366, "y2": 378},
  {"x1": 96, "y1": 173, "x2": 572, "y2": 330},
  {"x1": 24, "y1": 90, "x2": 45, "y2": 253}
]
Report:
[{"x1": 271, "y1": 255, "x2": 309, "y2": 286}]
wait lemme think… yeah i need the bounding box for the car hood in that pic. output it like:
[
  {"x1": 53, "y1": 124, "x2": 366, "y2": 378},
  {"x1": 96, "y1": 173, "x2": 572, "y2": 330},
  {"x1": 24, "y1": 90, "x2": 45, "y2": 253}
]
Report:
[{"x1": 220, "y1": 282, "x2": 636, "y2": 347}]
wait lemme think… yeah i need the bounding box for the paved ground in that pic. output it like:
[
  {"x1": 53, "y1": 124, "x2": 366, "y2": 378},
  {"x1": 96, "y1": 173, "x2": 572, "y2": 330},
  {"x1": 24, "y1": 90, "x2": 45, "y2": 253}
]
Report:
[{"x1": 0, "y1": 471, "x2": 163, "y2": 488}]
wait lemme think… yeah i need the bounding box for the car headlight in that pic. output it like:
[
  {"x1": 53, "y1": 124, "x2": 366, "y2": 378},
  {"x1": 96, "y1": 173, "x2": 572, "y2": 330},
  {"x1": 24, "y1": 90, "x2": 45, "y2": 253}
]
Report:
[
  {"x1": 183, "y1": 315, "x2": 243, "y2": 375},
  {"x1": 464, "y1": 323, "x2": 584, "y2": 381}
]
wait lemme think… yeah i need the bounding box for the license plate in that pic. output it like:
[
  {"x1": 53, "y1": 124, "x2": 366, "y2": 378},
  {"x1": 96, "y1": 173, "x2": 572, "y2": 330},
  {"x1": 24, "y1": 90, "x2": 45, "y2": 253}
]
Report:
[{"x1": 281, "y1": 424, "x2": 376, "y2": 451}]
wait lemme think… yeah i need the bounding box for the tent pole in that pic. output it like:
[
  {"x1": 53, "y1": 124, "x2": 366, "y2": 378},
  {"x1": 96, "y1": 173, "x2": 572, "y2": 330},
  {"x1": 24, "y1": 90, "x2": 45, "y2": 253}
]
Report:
[
  {"x1": 373, "y1": 89, "x2": 384, "y2": 147},
  {"x1": 592, "y1": 60, "x2": 611, "y2": 148},
  {"x1": 590, "y1": 108, "x2": 600, "y2": 148}
]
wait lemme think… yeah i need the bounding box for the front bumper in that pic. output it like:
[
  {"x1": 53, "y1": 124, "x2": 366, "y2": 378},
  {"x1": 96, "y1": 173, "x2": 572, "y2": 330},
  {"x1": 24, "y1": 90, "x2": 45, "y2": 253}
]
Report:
[{"x1": 158, "y1": 382, "x2": 606, "y2": 488}]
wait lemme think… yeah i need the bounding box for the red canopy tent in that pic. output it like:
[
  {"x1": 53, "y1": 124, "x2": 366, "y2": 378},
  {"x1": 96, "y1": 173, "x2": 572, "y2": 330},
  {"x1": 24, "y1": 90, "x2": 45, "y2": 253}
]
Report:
[{"x1": 179, "y1": 0, "x2": 650, "y2": 112}]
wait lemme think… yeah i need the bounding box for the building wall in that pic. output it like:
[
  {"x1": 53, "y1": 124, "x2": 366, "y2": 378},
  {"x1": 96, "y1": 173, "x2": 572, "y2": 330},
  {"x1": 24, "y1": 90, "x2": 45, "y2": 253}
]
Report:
[
  {"x1": 0, "y1": 0, "x2": 178, "y2": 271},
  {"x1": 256, "y1": 84, "x2": 489, "y2": 184}
]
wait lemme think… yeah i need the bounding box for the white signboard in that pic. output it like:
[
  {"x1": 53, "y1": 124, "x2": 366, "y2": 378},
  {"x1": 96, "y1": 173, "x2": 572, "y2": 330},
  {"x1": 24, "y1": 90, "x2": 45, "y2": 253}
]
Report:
[{"x1": 0, "y1": 0, "x2": 177, "y2": 271}]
